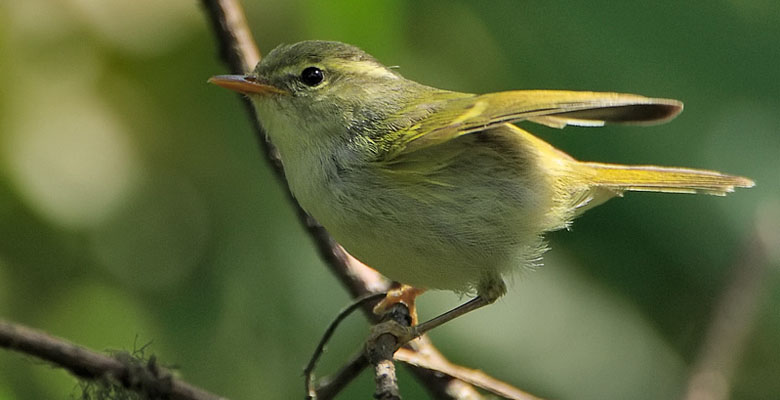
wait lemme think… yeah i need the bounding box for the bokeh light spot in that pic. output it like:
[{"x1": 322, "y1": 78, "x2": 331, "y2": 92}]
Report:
[{"x1": 2, "y1": 90, "x2": 143, "y2": 230}]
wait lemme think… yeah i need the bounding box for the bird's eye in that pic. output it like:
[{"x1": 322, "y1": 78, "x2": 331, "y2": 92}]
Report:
[{"x1": 300, "y1": 66, "x2": 324, "y2": 86}]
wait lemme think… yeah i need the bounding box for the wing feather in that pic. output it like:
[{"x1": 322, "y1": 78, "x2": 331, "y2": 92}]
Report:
[{"x1": 382, "y1": 90, "x2": 682, "y2": 160}]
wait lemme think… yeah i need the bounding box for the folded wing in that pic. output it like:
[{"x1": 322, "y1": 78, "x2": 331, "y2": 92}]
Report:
[{"x1": 382, "y1": 90, "x2": 682, "y2": 160}]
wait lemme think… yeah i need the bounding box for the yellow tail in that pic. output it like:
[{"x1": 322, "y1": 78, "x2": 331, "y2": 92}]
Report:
[{"x1": 582, "y1": 162, "x2": 754, "y2": 196}]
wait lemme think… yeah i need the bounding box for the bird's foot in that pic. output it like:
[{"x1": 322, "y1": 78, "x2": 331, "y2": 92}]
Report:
[{"x1": 373, "y1": 285, "x2": 425, "y2": 326}]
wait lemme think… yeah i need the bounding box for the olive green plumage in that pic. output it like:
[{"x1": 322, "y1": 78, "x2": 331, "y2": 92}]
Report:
[{"x1": 211, "y1": 40, "x2": 753, "y2": 300}]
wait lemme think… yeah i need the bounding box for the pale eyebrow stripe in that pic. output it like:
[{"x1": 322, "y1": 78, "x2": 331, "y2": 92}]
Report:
[{"x1": 337, "y1": 61, "x2": 399, "y2": 80}]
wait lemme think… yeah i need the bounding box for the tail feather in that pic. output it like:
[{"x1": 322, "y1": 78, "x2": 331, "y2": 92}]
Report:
[{"x1": 582, "y1": 162, "x2": 755, "y2": 196}]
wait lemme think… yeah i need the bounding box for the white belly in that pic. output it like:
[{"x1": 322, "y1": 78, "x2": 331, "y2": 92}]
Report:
[{"x1": 284, "y1": 128, "x2": 555, "y2": 294}]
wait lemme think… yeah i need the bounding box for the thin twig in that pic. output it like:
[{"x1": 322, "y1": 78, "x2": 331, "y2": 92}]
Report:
[
  {"x1": 305, "y1": 292, "x2": 387, "y2": 398},
  {"x1": 396, "y1": 337, "x2": 541, "y2": 400},
  {"x1": 0, "y1": 320, "x2": 225, "y2": 400},
  {"x1": 313, "y1": 350, "x2": 369, "y2": 400},
  {"x1": 682, "y1": 206, "x2": 778, "y2": 400},
  {"x1": 201, "y1": 0, "x2": 260, "y2": 72}
]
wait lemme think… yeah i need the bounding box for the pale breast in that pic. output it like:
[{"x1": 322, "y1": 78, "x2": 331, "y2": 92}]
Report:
[{"x1": 294, "y1": 125, "x2": 557, "y2": 293}]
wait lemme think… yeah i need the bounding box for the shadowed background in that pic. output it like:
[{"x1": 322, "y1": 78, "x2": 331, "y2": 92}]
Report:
[{"x1": 1, "y1": 1, "x2": 778, "y2": 399}]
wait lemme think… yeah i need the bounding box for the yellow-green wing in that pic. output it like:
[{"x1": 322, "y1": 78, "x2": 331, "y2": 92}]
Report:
[{"x1": 382, "y1": 90, "x2": 682, "y2": 160}]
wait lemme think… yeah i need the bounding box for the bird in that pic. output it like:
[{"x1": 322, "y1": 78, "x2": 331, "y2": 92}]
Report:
[{"x1": 210, "y1": 40, "x2": 754, "y2": 335}]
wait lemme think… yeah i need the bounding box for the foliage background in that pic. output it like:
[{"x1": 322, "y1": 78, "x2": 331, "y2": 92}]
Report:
[{"x1": 1, "y1": 1, "x2": 778, "y2": 399}]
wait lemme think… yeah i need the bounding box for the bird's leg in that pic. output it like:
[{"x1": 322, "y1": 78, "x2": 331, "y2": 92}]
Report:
[
  {"x1": 410, "y1": 295, "x2": 495, "y2": 338},
  {"x1": 373, "y1": 284, "x2": 425, "y2": 326},
  {"x1": 372, "y1": 276, "x2": 505, "y2": 344},
  {"x1": 411, "y1": 275, "x2": 505, "y2": 338}
]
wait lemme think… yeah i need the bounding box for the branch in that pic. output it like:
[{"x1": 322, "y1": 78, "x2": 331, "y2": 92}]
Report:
[
  {"x1": 200, "y1": 0, "x2": 259, "y2": 73},
  {"x1": 0, "y1": 320, "x2": 224, "y2": 400},
  {"x1": 365, "y1": 304, "x2": 413, "y2": 400},
  {"x1": 304, "y1": 292, "x2": 387, "y2": 398},
  {"x1": 682, "y1": 206, "x2": 779, "y2": 400},
  {"x1": 312, "y1": 350, "x2": 369, "y2": 400},
  {"x1": 373, "y1": 358, "x2": 400, "y2": 400},
  {"x1": 396, "y1": 337, "x2": 541, "y2": 400}
]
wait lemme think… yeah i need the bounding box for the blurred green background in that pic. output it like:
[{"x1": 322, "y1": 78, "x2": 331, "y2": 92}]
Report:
[{"x1": 1, "y1": 1, "x2": 779, "y2": 399}]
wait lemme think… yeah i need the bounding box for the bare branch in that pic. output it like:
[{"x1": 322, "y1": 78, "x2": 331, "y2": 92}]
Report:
[
  {"x1": 0, "y1": 320, "x2": 224, "y2": 400},
  {"x1": 374, "y1": 359, "x2": 401, "y2": 400},
  {"x1": 313, "y1": 350, "x2": 369, "y2": 400},
  {"x1": 305, "y1": 292, "x2": 387, "y2": 397},
  {"x1": 396, "y1": 338, "x2": 541, "y2": 400},
  {"x1": 683, "y1": 206, "x2": 778, "y2": 400},
  {"x1": 365, "y1": 304, "x2": 412, "y2": 400},
  {"x1": 200, "y1": 0, "x2": 259, "y2": 72}
]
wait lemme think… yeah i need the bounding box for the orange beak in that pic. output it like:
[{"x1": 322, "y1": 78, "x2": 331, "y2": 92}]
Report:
[{"x1": 208, "y1": 74, "x2": 287, "y2": 95}]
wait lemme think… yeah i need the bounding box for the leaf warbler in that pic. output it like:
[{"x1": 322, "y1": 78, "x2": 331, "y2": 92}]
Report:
[{"x1": 210, "y1": 41, "x2": 753, "y2": 333}]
